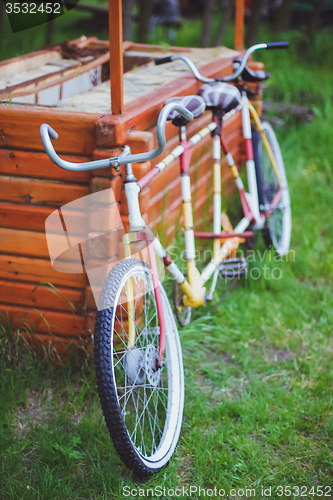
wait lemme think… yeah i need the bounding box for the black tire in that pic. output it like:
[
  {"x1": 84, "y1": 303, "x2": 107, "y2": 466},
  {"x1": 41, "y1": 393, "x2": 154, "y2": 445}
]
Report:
[
  {"x1": 173, "y1": 279, "x2": 192, "y2": 327},
  {"x1": 94, "y1": 258, "x2": 184, "y2": 476}
]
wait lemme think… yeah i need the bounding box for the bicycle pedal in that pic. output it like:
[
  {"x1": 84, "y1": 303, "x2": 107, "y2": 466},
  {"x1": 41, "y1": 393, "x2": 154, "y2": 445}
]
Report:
[{"x1": 219, "y1": 257, "x2": 248, "y2": 278}]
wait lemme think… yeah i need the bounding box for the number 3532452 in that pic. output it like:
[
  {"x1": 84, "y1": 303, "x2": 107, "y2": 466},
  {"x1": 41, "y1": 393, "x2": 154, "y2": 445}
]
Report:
[{"x1": 5, "y1": 3, "x2": 62, "y2": 14}]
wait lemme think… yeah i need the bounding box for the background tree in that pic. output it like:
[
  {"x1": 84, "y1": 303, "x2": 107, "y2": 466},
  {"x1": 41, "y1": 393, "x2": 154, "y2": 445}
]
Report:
[
  {"x1": 215, "y1": 0, "x2": 234, "y2": 46},
  {"x1": 201, "y1": 0, "x2": 216, "y2": 47},
  {"x1": 246, "y1": 0, "x2": 264, "y2": 46},
  {"x1": 123, "y1": 0, "x2": 135, "y2": 41},
  {"x1": 274, "y1": 0, "x2": 293, "y2": 33},
  {"x1": 307, "y1": 0, "x2": 325, "y2": 40},
  {"x1": 137, "y1": 0, "x2": 154, "y2": 43}
]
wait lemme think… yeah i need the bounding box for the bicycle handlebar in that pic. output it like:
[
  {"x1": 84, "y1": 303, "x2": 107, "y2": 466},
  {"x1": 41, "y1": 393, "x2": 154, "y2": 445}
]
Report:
[
  {"x1": 40, "y1": 102, "x2": 194, "y2": 172},
  {"x1": 265, "y1": 42, "x2": 289, "y2": 50},
  {"x1": 154, "y1": 42, "x2": 289, "y2": 83}
]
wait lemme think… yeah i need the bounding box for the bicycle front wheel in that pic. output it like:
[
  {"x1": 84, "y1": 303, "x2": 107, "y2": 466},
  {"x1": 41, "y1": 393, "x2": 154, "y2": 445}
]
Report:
[
  {"x1": 94, "y1": 258, "x2": 184, "y2": 476},
  {"x1": 254, "y1": 121, "x2": 291, "y2": 256}
]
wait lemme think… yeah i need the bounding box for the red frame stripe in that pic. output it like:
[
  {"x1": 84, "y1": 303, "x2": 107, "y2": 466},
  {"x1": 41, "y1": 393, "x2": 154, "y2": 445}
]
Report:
[{"x1": 245, "y1": 138, "x2": 254, "y2": 161}]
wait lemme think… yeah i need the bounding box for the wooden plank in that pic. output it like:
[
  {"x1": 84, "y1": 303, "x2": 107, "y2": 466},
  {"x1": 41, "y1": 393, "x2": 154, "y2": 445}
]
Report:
[
  {"x1": 0, "y1": 280, "x2": 85, "y2": 313},
  {"x1": 0, "y1": 177, "x2": 89, "y2": 207},
  {"x1": 0, "y1": 52, "x2": 111, "y2": 100},
  {"x1": 0, "y1": 254, "x2": 86, "y2": 288},
  {"x1": 0, "y1": 149, "x2": 92, "y2": 182},
  {"x1": 0, "y1": 105, "x2": 101, "y2": 155},
  {"x1": 125, "y1": 43, "x2": 192, "y2": 53},
  {"x1": 0, "y1": 49, "x2": 62, "y2": 78},
  {"x1": 235, "y1": 0, "x2": 245, "y2": 50},
  {"x1": 0, "y1": 203, "x2": 88, "y2": 234},
  {"x1": 0, "y1": 304, "x2": 86, "y2": 337},
  {"x1": 21, "y1": 333, "x2": 89, "y2": 354},
  {"x1": 109, "y1": 0, "x2": 124, "y2": 115},
  {"x1": 0, "y1": 228, "x2": 86, "y2": 260}
]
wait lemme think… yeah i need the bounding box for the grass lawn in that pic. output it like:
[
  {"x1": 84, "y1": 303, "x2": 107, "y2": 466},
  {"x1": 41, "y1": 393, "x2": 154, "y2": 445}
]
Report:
[{"x1": 1, "y1": 22, "x2": 333, "y2": 500}]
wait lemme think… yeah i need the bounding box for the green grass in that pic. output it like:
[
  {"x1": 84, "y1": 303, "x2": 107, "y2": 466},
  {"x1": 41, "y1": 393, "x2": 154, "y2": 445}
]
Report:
[{"x1": 1, "y1": 21, "x2": 333, "y2": 500}]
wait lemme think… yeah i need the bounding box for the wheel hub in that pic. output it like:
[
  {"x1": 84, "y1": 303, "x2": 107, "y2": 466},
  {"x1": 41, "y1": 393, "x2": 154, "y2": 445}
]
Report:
[
  {"x1": 124, "y1": 347, "x2": 146, "y2": 385},
  {"x1": 145, "y1": 344, "x2": 161, "y2": 387}
]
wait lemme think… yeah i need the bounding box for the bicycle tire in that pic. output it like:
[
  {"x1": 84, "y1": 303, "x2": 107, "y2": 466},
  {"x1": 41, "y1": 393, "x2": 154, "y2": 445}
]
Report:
[
  {"x1": 94, "y1": 258, "x2": 184, "y2": 476},
  {"x1": 253, "y1": 121, "x2": 291, "y2": 256},
  {"x1": 173, "y1": 278, "x2": 192, "y2": 327}
]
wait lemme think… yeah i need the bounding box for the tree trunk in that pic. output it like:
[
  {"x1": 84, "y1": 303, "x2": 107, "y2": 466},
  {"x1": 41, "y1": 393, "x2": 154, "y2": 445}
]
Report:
[
  {"x1": 0, "y1": 0, "x2": 4, "y2": 34},
  {"x1": 246, "y1": 0, "x2": 264, "y2": 46},
  {"x1": 307, "y1": 0, "x2": 325, "y2": 40},
  {"x1": 123, "y1": 0, "x2": 135, "y2": 41},
  {"x1": 215, "y1": 0, "x2": 234, "y2": 47},
  {"x1": 274, "y1": 0, "x2": 293, "y2": 33},
  {"x1": 201, "y1": 0, "x2": 216, "y2": 48},
  {"x1": 137, "y1": 0, "x2": 154, "y2": 43},
  {"x1": 44, "y1": 12, "x2": 54, "y2": 47}
]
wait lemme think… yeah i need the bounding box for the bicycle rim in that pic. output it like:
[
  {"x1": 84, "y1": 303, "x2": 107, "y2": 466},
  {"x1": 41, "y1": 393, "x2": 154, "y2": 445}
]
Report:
[{"x1": 260, "y1": 121, "x2": 291, "y2": 256}]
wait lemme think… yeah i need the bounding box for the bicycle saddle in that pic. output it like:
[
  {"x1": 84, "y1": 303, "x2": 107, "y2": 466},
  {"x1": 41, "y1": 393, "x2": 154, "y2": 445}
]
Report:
[
  {"x1": 164, "y1": 95, "x2": 206, "y2": 126},
  {"x1": 232, "y1": 58, "x2": 270, "y2": 82},
  {"x1": 198, "y1": 82, "x2": 241, "y2": 114}
]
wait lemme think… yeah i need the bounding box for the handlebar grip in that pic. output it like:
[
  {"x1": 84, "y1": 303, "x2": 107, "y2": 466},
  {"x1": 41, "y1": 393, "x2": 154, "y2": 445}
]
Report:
[
  {"x1": 155, "y1": 56, "x2": 173, "y2": 65},
  {"x1": 265, "y1": 41, "x2": 289, "y2": 50}
]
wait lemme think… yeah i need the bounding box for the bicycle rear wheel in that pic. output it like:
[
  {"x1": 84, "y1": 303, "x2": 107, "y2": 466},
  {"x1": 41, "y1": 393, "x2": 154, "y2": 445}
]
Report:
[
  {"x1": 94, "y1": 258, "x2": 184, "y2": 476},
  {"x1": 253, "y1": 121, "x2": 291, "y2": 256}
]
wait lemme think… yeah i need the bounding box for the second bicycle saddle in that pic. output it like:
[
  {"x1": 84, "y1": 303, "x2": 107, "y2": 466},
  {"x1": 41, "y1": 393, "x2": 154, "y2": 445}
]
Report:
[
  {"x1": 232, "y1": 58, "x2": 270, "y2": 82},
  {"x1": 164, "y1": 95, "x2": 206, "y2": 126}
]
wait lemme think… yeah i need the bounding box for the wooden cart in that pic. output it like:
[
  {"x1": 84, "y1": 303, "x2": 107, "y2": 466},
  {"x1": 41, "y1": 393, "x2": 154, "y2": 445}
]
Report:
[{"x1": 0, "y1": 2, "x2": 263, "y2": 351}]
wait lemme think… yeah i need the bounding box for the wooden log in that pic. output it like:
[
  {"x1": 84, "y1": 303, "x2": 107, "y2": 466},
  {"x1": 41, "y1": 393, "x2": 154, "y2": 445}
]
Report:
[
  {"x1": 0, "y1": 49, "x2": 62, "y2": 78},
  {"x1": 87, "y1": 232, "x2": 119, "y2": 259},
  {"x1": 89, "y1": 176, "x2": 123, "y2": 204},
  {"x1": 0, "y1": 105, "x2": 101, "y2": 155},
  {"x1": 0, "y1": 177, "x2": 89, "y2": 207},
  {"x1": 235, "y1": 0, "x2": 245, "y2": 50},
  {"x1": 0, "y1": 203, "x2": 88, "y2": 235},
  {"x1": 0, "y1": 227, "x2": 90, "y2": 260},
  {"x1": 0, "y1": 304, "x2": 86, "y2": 337},
  {"x1": 21, "y1": 332, "x2": 91, "y2": 355},
  {"x1": 109, "y1": 0, "x2": 124, "y2": 115},
  {"x1": 0, "y1": 280, "x2": 85, "y2": 313},
  {"x1": 0, "y1": 149, "x2": 92, "y2": 183},
  {"x1": 89, "y1": 203, "x2": 122, "y2": 232},
  {"x1": 0, "y1": 254, "x2": 86, "y2": 288},
  {"x1": 262, "y1": 100, "x2": 315, "y2": 123},
  {"x1": 0, "y1": 52, "x2": 111, "y2": 101}
]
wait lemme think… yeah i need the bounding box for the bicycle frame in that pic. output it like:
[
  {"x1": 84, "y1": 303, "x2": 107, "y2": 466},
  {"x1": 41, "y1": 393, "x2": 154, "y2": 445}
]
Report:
[{"x1": 124, "y1": 93, "x2": 284, "y2": 335}]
